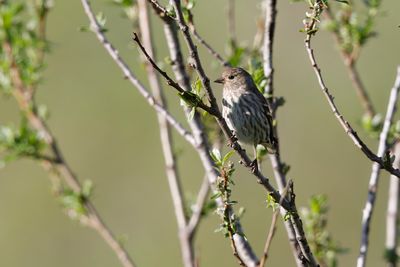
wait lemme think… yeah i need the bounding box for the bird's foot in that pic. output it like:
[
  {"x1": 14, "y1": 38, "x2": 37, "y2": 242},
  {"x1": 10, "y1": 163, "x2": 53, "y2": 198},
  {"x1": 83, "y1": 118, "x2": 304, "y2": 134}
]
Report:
[
  {"x1": 250, "y1": 159, "x2": 258, "y2": 174},
  {"x1": 227, "y1": 134, "x2": 238, "y2": 148}
]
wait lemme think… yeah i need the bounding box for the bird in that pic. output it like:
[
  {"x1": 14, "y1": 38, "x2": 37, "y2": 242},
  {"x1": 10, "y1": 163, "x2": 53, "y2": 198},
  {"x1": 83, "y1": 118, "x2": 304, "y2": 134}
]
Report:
[{"x1": 214, "y1": 67, "x2": 277, "y2": 171}]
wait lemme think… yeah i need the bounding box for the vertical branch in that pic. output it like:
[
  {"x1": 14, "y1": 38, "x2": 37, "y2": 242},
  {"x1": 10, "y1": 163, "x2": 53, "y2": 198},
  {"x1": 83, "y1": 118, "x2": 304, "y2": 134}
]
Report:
[
  {"x1": 262, "y1": 0, "x2": 276, "y2": 97},
  {"x1": 187, "y1": 175, "x2": 210, "y2": 238},
  {"x1": 136, "y1": 1, "x2": 194, "y2": 266},
  {"x1": 259, "y1": 180, "x2": 292, "y2": 267},
  {"x1": 227, "y1": 0, "x2": 236, "y2": 47},
  {"x1": 161, "y1": 10, "x2": 260, "y2": 265},
  {"x1": 357, "y1": 66, "x2": 400, "y2": 267},
  {"x1": 385, "y1": 141, "x2": 400, "y2": 267},
  {"x1": 262, "y1": 0, "x2": 311, "y2": 266}
]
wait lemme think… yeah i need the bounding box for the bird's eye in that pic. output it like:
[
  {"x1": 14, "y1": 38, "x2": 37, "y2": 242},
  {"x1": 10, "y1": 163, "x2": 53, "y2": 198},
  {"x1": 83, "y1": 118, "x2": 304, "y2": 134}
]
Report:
[{"x1": 228, "y1": 75, "x2": 234, "y2": 80}]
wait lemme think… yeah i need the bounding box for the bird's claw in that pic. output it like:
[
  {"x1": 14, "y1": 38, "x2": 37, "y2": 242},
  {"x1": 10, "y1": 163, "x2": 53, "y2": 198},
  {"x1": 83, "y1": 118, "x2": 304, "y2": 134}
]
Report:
[
  {"x1": 250, "y1": 159, "x2": 258, "y2": 173},
  {"x1": 227, "y1": 134, "x2": 238, "y2": 148}
]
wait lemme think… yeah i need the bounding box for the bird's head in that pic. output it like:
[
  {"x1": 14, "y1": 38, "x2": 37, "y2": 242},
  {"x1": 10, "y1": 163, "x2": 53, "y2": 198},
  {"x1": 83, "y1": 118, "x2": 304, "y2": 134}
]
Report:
[{"x1": 214, "y1": 67, "x2": 254, "y2": 91}]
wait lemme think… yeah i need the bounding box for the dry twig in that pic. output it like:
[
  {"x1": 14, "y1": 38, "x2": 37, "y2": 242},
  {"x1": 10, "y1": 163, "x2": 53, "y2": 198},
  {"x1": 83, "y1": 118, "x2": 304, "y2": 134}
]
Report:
[
  {"x1": 357, "y1": 66, "x2": 400, "y2": 267},
  {"x1": 305, "y1": 21, "x2": 400, "y2": 178},
  {"x1": 3, "y1": 34, "x2": 137, "y2": 267},
  {"x1": 137, "y1": 1, "x2": 194, "y2": 266}
]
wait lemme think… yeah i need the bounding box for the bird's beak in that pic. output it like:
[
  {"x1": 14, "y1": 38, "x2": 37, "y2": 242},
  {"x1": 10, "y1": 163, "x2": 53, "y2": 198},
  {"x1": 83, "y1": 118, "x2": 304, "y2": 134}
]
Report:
[{"x1": 214, "y1": 77, "x2": 224, "y2": 84}]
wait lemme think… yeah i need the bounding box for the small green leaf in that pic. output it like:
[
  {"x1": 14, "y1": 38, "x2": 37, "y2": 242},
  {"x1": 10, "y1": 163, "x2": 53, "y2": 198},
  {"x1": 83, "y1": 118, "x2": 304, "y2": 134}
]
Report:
[
  {"x1": 82, "y1": 180, "x2": 93, "y2": 199},
  {"x1": 222, "y1": 150, "x2": 235, "y2": 165},
  {"x1": 210, "y1": 148, "x2": 222, "y2": 165},
  {"x1": 211, "y1": 191, "x2": 222, "y2": 200}
]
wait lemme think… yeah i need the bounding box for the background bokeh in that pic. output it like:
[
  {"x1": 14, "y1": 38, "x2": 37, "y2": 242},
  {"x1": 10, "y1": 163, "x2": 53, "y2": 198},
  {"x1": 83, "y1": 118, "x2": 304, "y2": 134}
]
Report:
[{"x1": 1, "y1": 0, "x2": 400, "y2": 266}]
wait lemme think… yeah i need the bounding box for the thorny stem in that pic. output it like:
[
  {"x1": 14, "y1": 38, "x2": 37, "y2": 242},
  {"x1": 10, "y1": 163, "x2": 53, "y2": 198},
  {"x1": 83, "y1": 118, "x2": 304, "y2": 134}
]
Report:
[
  {"x1": 136, "y1": 1, "x2": 194, "y2": 266},
  {"x1": 3, "y1": 39, "x2": 136, "y2": 267},
  {"x1": 304, "y1": 3, "x2": 400, "y2": 179},
  {"x1": 357, "y1": 66, "x2": 400, "y2": 267}
]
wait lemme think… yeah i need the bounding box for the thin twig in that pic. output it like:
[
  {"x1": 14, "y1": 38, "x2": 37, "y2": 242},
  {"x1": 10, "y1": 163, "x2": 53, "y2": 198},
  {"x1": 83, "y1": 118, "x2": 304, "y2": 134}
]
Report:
[
  {"x1": 253, "y1": 2, "x2": 266, "y2": 51},
  {"x1": 187, "y1": 175, "x2": 210, "y2": 239},
  {"x1": 385, "y1": 140, "x2": 400, "y2": 267},
  {"x1": 262, "y1": 0, "x2": 314, "y2": 265},
  {"x1": 262, "y1": 0, "x2": 277, "y2": 97},
  {"x1": 169, "y1": 0, "x2": 289, "y2": 210},
  {"x1": 186, "y1": 17, "x2": 228, "y2": 66},
  {"x1": 137, "y1": 1, "x2": 194, "y2": 266},
  {"x1": 357, "y1": 66, "x2": 400, "y2": 267},
  {"x1": 227, "y1": 0, "x2": 237, "y2": 46},
  {"x1": 324, "y1": 7, "x2": 375, "y2": 118},
  {"x1": 305, "y1": 22, "x2": 400, "y2": 178},
  {"x1": 152, "y1": 2, "x2": 316, "y2": 265},
  {"x1": 132, "y1": 32, "x2": 215, "y2": 115},
  {"x1": 3, "y1": 40, "x2": 137, "y2": 267},
  {"x1": 161, "y1": 7, "x2": 260, "y2": 266},
  {"x1": 79, "y1": 0, "x2": 195, "y2": 147},
  {"x1": 259, "y1": 180, "x2": 292, "y2": 267}
]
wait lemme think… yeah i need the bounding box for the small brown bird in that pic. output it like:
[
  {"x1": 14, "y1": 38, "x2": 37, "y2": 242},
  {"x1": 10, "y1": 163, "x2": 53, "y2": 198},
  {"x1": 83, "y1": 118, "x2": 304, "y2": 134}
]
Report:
[{"x1": 214, "y1": 67, "x2": 277, "y2": 169}]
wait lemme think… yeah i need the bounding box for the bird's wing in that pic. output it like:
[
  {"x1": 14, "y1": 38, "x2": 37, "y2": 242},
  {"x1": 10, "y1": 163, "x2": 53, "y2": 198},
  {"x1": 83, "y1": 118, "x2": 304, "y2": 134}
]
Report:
[{"x1": 252, "y1": 85, "x2": 278, "y2": 148}]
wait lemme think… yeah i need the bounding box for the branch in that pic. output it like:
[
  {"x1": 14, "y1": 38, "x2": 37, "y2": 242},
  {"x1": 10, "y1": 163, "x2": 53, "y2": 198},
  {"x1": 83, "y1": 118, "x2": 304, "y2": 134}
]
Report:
[
  {"x1": 160, "y1": 8, "x2": 260, "y2": 266},
  {"x1": 227, "y1": 0, "x2": 237, "y2": 46},
  {"x1": 263, "y1": 0, "x2": 316, "y2": 265},
  {"x1": 259, "y1": 180, "x2": 292, "y2": 267},
  {"x1": 304, "y1": 14, "x2": 400, "y2": 179},
  {"x1": 357, "y1": 66, "x2": 400, "y2": 267},
  {"x1": 324, "y1": 7, "x2": 376, "y2": 118},
  {"x1": 262, "y1": 0, "x2": 276, "y2": 97},
  {"x1": 79, "y1": 0, "x2": 195, "y2": 147},
  {"x1": 187, "y1": 175, "x2": 210, "y2": 238},
  {"x1": 3, "y1": 39, "x2": 137, "y2": 267},
  {"x1": 185, "y1": 12, "x2": 229, "y2": 66},
  {"x1": 136, "y1": 1, "x2": 194, "y2": 266},
  {"x1": 132, "y1": 32, "x2": 215, "y2": 115},
  {"x1": 385, "y1": 141, "x2": 400, "y2": 267},
  {"x1": 169, "y1": 0, "x2": 289, "y2": 210}
]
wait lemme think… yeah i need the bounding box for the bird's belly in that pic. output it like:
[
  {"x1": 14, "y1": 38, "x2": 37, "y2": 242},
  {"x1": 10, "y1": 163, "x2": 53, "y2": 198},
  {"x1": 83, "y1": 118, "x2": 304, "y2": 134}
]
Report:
[{"x1": 222, "y1": 102, "x2": 263, "y2": 145}]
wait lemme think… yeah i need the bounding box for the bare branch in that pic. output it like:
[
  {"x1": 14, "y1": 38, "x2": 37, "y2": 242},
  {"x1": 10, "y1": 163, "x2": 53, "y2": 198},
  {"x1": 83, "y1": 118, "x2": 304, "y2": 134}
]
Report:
[
  {"x1": 263, "y1": 0, "x2": 315, "y2": 265},
  {"x1": 132, "y1": 32, "x2": 216, "y2": 115},
  {"x1": 324, "y1": 7, "x2": 375, "y2": 118},
  {"x1": 187, "y1": 175, "x2": 210, "y2": 238},
  {"x1": 305, "y1": 23, "x2": 400, "y2": 178},
  {"x1": 79, "y1": 0, "x2": 195, "y2": 147},
  {"x1": 227, "y1": 0, "x2": 237, "y2": 46},
  {"x1": 259, "y1": 180, "x2": 292, "y2": 267},
  {"x1": 161, "y1": 8, "x2": 260, "y2": 266},
  {"x1": 169, "y1": 0, "x2": 290, "y2": 210},
  {"x1": 262, "y1": 0, "x2": 277, "y2": 96},
  {"x1": 187, "y1": 19, "x2": 228, "y2": 66},
  {"x1": 385, "y1": 141, "x2": 400, "y2": 267},
  {"x1": 3, "y1": 36, "x2": 137, "y2": 267},
  {"x1": 137, "y1": 1, "x2": 194, "y2": 266},
  {"x1": 357, "y1": 66, "x2": 400, "y2": 267}
]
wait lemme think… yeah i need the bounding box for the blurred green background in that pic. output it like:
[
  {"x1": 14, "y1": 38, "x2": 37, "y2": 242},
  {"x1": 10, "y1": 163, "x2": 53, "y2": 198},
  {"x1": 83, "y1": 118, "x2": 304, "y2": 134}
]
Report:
[{"x1": 1, "y1": 0, "x2": 400, "y2": 266}]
